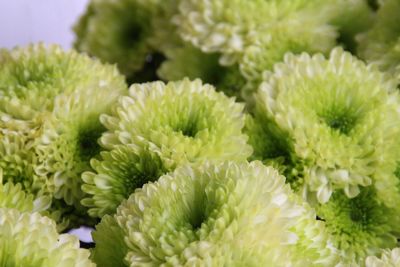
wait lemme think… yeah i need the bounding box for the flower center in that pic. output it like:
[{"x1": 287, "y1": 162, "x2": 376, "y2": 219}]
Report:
[
  {"x1": 125, "y1": 160, "x2": 166, "y2": 195},
  {"x1": 321, "y1": 110, "x2": 357, "y2": 135},
  {"x1": 189, "y1": 205, "x2": 207, "y2": 231},
  {"x1": 394, "y1": 162, "x2": 400, "y2": 179},
  {"x1": 394, "y1": 162, "x2": 400, "y2": 193},
  {"x1": 318, "y1": 189, "x2": 374, "y2": 231},
  {"x1": 350, "y1": 208, "x2": 366, "y2": 223},
  {"x1": 179, "y1": 122, "x2": 198, "y2": 138},
  {"x1": 121, "y1": 21, "x2": 143, "y2": 49},
  {"x1": 77, "y1": 125, "x2": 105, "y2": 161},
  {"x1": 173, "y1": 115, "x2": 201, "y2": 138},
  {"x1": 186, "y1": 185, "x2": 209, "y2": 232},
  {"x1": 349, "y1": 198, "x2": 370, "y2": 224},
  {"x1": 367, "y1": 0, "x2": 379, "y2": 10}
]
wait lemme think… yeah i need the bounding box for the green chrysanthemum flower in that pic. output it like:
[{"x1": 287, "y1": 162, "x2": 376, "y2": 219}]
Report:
[
  {"x1": 0, "y1": 43, "x2": 126, "y2": 123},
  {"x1": 246, "y1": 48, "x2": 400, "y2": 203},
  {"x1": 175, "y1": 0, "x2": 337, "y2": 66},
  {"x1": 357, "y1": 0, "x2": 400, "y2": 82},
  {"x1": 0, "y1": 208, "x2": 95, "y2": 267},
  {"x1": 100, "y1": 79, "x2": 252, "y2": 166},
  {"x1": 366, "y1": 248, "x2": 400, "y2": 266},
  {"x1": 91, "y1": 161, "x2": 320, "y2": 266},
  {"x1": 81, "y1": 144, "x2": 167, "y2": 218},
  {"x1": 158, "y1": 43, "x2": 246, "y2": 99},
  {"x1": 35, "y1": 85, "x2": 125, "y2": 213},
  {"x1": 317, "y1": 188, "x2": 400, "y2": 264},
  {"x1": 74, "y1": 0, "x2": 168, "y2": 80}
]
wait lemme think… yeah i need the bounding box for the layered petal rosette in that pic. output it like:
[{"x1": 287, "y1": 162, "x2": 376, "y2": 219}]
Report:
[
  {"x1": 246, "y1": 48, "x2": 400, "y2": 203},
  {"x1": 357, "y1": 0, "x2": 400, "y2": 82},
  {"x1": 0, "y1": 208, "x2": 95, "y2": 267},
  {"x1": 91, "y1": 161, "x2": 331, "y2": 266},
  {"x1": 100, "y1": 79, "x2": 252, "y2": 166}
]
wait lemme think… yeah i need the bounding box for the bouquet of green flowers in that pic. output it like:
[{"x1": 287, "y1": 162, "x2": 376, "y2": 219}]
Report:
[{"x1": 2, "y1": 0, "x2": 400, "y2": 266}]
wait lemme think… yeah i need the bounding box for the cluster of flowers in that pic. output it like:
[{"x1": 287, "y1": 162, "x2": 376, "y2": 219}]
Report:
[{"x1": 1, "y1": 0, "x2": 400, "y2": 266}]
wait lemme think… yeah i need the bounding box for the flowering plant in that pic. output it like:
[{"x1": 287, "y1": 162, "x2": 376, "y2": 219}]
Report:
[{"x1": 1, "y1": 0, "x2": 400, "y2": 266}]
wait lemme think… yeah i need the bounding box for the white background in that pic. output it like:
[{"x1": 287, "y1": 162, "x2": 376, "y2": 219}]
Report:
[{"x1": 0, "y1": 0, "x2": 89, "y2": 49}]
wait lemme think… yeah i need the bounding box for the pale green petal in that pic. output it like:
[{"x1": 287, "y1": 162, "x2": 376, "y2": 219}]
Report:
[
  {"x1": 366, "y1": 248, "x2": 400, "y2": 267},
  {"x1": 91, "y1": 215, "x2": 127, "y2": 267}
]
